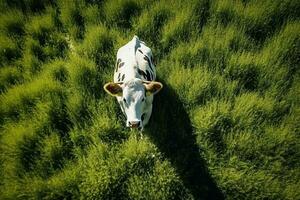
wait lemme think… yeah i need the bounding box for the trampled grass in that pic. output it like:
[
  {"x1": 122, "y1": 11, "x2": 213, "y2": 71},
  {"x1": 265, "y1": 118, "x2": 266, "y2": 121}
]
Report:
[{"x1": 0, "y1": 0, "x2": 299, "y2": 199}]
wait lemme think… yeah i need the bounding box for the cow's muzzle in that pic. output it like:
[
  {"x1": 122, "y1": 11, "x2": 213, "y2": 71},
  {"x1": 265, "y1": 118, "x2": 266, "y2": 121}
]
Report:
[{"x1": 128, "y1": 121, "x2": 141, "y2": 128}]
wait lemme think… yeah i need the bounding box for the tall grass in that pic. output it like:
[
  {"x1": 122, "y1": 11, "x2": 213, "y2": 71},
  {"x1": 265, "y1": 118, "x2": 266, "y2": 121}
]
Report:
[
  {"x1": 0, "y1": 0, "x2": 299, "y2": 199},
  {"x1": 59, "y1": 0, "x2": 86, "y2": 40},
  {"x1": 103, "y1": 0, "x2": 142, "y2": 29},
  {"x1": 0, "y1": 35, "x2": 21, "y2": 66},
  {"x1": 0, "y1": 10, "x2": 25, "y2": 38}
]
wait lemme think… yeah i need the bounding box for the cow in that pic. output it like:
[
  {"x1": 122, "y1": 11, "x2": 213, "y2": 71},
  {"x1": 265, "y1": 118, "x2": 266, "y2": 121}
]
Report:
[{"x1": 104, "y1": 36, "x2": 163, "y2": 130}]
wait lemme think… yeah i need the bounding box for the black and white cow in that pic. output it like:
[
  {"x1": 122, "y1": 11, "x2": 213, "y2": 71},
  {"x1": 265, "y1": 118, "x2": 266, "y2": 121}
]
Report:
[{"x1": 104, "y1": 36, "x2": 163, "y2": 130}]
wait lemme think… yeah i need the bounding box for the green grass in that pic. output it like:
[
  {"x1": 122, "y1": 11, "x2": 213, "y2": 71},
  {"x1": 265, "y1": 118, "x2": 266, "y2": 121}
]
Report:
[{"x1": 0, "y1": 0, "x2": 300, "y2": 199}]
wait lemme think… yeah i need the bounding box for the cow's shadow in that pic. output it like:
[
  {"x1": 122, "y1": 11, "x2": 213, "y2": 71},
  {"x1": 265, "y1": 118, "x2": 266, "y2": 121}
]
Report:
[{"x1": 145, "y1": 80, "x2": 224, "y2": 200}]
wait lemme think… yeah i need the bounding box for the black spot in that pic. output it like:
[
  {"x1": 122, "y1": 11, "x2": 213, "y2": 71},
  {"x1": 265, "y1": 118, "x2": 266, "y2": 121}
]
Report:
[
  {"x1": 115, "y1": 58, "x2": 121, "y2": 72},
  {"x1": 119, "y1": 62, "x2": 125, "y2": 68},
  {"x1": 137, "y1": 68, "x2": 147, "y2": 80},
  {"x1": 143, "y1": 56, "x2": 148, "y2": 61},
  {"x1": 117, "y1": 73, "x2": 121, "y2": 82},
  {"x1": 137, "y1": 68, "x2": 143, "y2": 75},
  {"x1": 144, "y1": 56, "x2": 153, "y2": 71},
  {"x1": 121, "y1": 74, "x2": 125, "y2": 81},
  {"x1": 138, "y1": 49, "x2": 143, "y2": 54},
  {"x1": 146, "y1": 70, "x2": 152, "y2": 81}
]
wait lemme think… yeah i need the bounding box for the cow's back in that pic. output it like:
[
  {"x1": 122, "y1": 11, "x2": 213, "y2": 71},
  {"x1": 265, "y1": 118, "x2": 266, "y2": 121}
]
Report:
[{"x1": 114, "y1": 36, "x2": 156, "y2": 83}]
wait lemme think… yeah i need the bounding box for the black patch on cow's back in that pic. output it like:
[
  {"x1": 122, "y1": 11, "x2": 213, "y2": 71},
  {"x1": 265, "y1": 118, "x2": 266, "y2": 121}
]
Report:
[
  {"x1": 115, "y1": 58, "x2": 122, "y2": 72},
  {"x1": 137, "y1": 68, "x2": 147, "y2": 80},
  {"x1": 143, "y1": 56, "x2": 153, "y2": 71},
  {"x1": 146, "y1": 70, "x2": 152, "y2": 81},
  {"x1": 138, "y1": 49, "x2": 143, "y2": 54},
  {"x1": 119, "y1": 62, "x2": 125, "y2": 68},
  {"x1": 121, "y1": 74, "x2": 125, "y2": 81},
  {"x1": 137, "y1": 68, "x2": 145, "y2": 76}
]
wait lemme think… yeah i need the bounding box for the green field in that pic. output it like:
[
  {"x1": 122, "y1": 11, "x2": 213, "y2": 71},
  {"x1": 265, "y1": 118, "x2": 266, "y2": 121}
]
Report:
[{"x1": 0, "y1": 0, "x2": 299, "y2": 199}]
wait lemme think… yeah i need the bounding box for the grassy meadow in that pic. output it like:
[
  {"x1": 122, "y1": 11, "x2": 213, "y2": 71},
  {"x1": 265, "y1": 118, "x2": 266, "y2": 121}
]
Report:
[{"x1": 0, "y1": 0, "x2": 299, "y2": 199}]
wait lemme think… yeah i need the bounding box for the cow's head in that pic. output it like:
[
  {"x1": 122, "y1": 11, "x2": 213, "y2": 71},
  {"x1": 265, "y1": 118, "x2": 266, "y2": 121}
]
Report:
[{"x1": 104, "y1": 78, "x2": 163, "y2": 129}]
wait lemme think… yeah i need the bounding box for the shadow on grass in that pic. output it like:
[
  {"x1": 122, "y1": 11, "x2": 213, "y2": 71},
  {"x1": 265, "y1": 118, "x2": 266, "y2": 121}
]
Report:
[{"x1": 146, "y1": 80, "x2": 224, "y2": 200}]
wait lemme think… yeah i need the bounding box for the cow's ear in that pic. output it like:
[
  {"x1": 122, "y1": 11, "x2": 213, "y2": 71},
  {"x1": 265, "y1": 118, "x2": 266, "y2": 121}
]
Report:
[
  {"x1": 144, "y1": 81, "x2": 163, "y2": 95},
  {"x1": 104, "y1": 82, "x2": 123, "y2": 96}
]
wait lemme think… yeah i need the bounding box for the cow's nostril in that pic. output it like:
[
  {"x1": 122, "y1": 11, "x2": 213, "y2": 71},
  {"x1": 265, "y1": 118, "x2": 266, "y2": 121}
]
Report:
[{"x1": 129, "y1": 121, "x2": 140, "y2": 128}]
